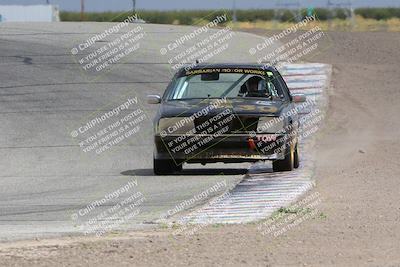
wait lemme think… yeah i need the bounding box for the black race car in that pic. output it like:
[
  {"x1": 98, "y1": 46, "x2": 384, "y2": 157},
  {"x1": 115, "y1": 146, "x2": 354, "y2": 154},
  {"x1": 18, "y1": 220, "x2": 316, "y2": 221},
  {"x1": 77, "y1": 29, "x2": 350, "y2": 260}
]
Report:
[{"x1": 147, "y1": 64, "x2": 306, "y2": 175}]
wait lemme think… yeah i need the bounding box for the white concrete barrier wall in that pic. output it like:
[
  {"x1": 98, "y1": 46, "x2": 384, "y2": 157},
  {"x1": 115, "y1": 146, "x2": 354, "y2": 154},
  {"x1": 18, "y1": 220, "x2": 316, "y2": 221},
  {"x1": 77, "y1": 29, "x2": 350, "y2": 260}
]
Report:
[{"x1": 0, "y1": 5, "x2": 60, "y2": 22}]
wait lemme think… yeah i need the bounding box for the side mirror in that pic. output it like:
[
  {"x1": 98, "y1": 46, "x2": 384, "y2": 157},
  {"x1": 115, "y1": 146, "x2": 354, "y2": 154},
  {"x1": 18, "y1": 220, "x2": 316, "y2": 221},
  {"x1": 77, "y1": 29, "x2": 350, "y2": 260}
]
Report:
[
  {"x1": 292, "y1": 94, "x2": 306, "y2": 103},
  {"x1": 147, "y1": 95, "x2": 161, "y2": 104}
]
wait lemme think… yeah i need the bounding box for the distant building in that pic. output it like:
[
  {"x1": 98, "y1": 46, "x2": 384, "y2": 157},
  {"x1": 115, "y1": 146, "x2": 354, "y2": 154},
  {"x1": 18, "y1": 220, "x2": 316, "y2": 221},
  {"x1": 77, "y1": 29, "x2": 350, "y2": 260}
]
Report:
[{"x1": 0, "y1": 5, "x2": 60, "y2": 22}]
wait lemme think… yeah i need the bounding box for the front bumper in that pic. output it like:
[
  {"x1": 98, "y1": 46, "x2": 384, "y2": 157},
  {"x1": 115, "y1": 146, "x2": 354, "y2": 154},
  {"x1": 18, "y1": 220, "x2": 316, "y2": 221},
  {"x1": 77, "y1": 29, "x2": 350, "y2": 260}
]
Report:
[{"x1": 154, "y1": 134, "x2": 290, "y2": 163}]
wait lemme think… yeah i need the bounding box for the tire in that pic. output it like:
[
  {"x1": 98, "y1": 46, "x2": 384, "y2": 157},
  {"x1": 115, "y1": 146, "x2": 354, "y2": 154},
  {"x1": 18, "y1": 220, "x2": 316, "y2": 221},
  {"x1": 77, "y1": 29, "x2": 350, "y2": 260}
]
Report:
[
  {"x1": 294, "y1": 144, "x2": 300, "y2": 169},
  {"x1": 153, "y1": 158, "x2": 182, "y2": 175},
  {"x1": 273, "y1": 144, "x2": 295, "y2": 172}
]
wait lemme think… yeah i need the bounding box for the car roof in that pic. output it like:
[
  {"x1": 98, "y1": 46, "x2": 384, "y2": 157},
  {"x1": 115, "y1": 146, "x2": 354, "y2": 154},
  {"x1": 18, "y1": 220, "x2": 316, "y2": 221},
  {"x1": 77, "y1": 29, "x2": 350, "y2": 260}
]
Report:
[{"x1": 177, "y1": 63, "x2": 277, "y2": 73}]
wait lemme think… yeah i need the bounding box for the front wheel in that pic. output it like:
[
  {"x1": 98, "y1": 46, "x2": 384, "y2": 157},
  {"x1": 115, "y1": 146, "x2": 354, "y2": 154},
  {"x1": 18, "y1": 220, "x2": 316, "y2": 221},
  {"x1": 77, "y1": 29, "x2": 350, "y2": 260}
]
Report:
[
  {"x1": 294, "y1": 144, "x2": 300, "y2": 169},
  {"x1": 273, "y1": 144, "x2": 295, "y2": 172},
  {"x1": 153, "y1": 158, "x2": 182, "y2": 175}
]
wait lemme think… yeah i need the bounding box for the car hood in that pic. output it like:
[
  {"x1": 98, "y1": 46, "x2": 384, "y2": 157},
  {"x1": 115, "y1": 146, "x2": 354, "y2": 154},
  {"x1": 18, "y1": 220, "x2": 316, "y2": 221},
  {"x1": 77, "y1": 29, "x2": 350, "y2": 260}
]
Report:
[{"x1": 159, "y1": 98, "x2": 285, "y2": 117}]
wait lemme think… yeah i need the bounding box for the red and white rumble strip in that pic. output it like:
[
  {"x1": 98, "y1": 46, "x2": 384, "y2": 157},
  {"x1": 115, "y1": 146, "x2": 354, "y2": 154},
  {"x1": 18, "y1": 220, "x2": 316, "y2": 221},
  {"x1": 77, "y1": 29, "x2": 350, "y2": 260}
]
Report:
[{"x1": 179, "y1": 63, "x2": 332, "y2": 224}]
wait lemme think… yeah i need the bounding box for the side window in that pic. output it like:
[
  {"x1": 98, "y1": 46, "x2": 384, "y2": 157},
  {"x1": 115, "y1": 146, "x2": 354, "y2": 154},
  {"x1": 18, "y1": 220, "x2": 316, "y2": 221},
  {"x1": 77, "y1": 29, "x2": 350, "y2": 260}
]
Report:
[
  {"x1": 265, "y1": 72, "x2": 285, "y2": 99},
  {"x1": 266, "y1": 80, "x2": 278, "y2": 97},
  {"x1": 276, "y1": 72, "x2": 292, "y2": 101},
  {"x1": 163, "y1": 78, "x2": 177, "y2": 100}
]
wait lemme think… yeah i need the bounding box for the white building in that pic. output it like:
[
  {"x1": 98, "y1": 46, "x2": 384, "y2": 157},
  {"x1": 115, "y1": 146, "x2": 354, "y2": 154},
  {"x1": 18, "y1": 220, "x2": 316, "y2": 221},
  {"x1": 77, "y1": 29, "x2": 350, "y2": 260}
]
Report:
[{"x1": 0, "y1": 5, "x2": 60, "y2": 22}]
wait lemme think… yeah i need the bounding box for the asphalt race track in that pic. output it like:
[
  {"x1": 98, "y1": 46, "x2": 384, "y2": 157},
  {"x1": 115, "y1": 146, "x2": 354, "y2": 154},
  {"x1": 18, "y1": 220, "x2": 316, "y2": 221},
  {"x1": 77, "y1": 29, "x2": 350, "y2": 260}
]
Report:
[{"x1": 0, "y1": 22, "x2": 284, "y2": 240}]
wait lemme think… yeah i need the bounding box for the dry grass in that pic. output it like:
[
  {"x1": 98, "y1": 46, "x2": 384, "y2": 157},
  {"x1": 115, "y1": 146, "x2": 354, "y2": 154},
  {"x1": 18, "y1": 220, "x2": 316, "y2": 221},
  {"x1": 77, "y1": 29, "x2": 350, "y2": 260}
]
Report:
[{"x1": 233, "y1": 15, "x2": 400, "y2": 32}]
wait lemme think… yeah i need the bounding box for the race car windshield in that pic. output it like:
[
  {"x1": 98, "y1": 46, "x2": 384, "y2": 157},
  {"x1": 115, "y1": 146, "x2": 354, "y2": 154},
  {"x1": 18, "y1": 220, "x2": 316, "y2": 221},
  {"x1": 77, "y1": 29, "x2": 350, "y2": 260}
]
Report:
[{"x1": 165, "y1": 72, "x2": 284, "y2": 100}]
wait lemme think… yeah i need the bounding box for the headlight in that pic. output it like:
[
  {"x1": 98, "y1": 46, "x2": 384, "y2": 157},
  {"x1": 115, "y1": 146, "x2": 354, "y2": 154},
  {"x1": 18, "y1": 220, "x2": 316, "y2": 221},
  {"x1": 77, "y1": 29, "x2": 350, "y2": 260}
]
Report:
[
  {"x1": 157, "y1": 117, "x2": 195, "y2": 135},
  {"x1": 257, "y1": 117, "x2": 285, "y2": 133}
]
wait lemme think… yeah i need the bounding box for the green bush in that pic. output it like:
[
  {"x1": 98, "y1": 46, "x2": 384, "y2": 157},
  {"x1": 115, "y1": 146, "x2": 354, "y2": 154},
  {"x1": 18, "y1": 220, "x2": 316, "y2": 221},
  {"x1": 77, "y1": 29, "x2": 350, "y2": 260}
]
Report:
[
  {"x1": 355, "y1": 8, "x2": 400, "y2": 20},
  {"x1": 236, "y1": 9, "x2": 275, "y2": 22}
]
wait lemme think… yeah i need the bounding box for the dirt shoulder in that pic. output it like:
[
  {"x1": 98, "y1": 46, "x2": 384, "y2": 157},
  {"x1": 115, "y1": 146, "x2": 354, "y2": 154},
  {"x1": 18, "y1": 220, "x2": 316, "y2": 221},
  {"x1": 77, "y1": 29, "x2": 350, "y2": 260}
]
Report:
[{"x1": 1, "y1": 30, "x2": 399, "y2": 267}]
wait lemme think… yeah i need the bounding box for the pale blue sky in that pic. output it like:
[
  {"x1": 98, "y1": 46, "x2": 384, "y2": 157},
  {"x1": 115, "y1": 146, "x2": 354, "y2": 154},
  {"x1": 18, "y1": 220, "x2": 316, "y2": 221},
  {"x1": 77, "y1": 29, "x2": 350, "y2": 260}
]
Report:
[{"x1": 0, "y1": 0, "x2": 399, "y2": 11}]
